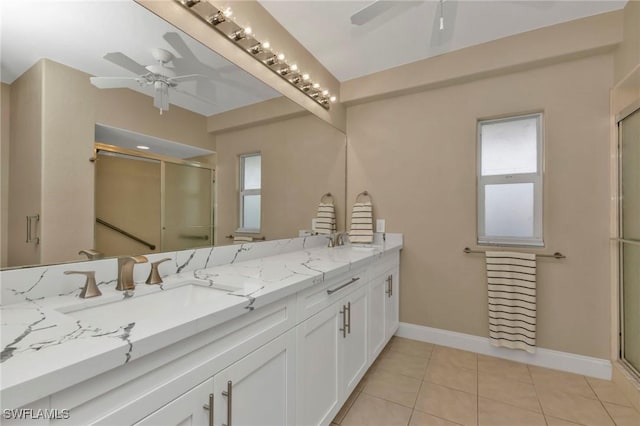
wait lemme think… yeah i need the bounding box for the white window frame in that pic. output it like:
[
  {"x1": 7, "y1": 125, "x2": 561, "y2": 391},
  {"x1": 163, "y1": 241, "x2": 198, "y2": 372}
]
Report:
[
  {"x1": 237, "y1": 152, "x2": 261, "y2": 234},
  {"x1": 477, "y1": 113, "x2": 544, "y2": 247}
]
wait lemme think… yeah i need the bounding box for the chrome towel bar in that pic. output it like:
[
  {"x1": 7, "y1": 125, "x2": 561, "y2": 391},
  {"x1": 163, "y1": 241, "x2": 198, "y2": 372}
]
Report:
[{"x1": 463, "y1": 247, "x2": 565, "y2": 259}]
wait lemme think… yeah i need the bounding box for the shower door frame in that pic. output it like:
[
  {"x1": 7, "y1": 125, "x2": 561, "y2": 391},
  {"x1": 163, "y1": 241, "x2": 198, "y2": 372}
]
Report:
[
  {"x1": 616, "y1": 101, "x2": 640, "y2": 380},
  {"x1": 94, "y1": 143, "x2": 215, "y2": 252}
]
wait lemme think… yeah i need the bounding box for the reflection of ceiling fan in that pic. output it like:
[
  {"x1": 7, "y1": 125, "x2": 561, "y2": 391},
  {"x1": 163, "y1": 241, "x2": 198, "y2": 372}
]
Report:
[
  {"x1": 90, "y1": 48, "x2": 212, "y2": 114},
  {"x1": 351, "y1": 0, "x2": 553, "y2": 50}
]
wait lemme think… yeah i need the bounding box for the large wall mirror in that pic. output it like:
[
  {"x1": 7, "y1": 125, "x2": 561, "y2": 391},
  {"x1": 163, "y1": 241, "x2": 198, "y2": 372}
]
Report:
[{"x1": 0, "y1": 0, "x2": 346, "y2": 269}]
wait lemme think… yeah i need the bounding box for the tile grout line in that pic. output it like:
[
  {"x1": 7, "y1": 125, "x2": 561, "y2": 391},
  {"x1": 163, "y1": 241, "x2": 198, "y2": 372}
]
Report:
[{"x1": 586, "y1": 377, "x2": 618, "y2": 425}]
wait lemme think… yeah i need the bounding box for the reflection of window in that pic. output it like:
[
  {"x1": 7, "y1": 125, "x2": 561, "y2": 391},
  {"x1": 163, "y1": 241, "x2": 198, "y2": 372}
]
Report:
[
  {"x1": 238, "y1": 153, "x2": 261, "y2": 232},
  {"x1": 478, "y1": 113, "x2": 543, "y2": 246}
]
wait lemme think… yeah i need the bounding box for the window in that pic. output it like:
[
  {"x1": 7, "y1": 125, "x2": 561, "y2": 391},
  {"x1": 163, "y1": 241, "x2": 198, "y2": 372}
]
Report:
[
  {"x1": 238, "y1": 153, "x2": 261, "y2": 233},
  {"x1": 477, "y1": 113, "x2": 543, "y2": 246}
]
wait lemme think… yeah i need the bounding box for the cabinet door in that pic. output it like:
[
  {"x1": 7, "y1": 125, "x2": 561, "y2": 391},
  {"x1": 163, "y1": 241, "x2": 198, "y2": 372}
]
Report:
[
  {"x1": 213, "y1": 330, "x2": 296, "y2": 426},
  {"x1": 134, "y1": 379, "x2": 213, "y2": 426},
  {"x1": 295, "y1": 301, "x2": 342, "y2": 426},
  {"x1": 341, "y1": 285, "x2": 369, "y2": 398},
  {"x1": 368, "y1": 274, "x2": 387, "y2": 361},
  {"x1": 385, "y1": 268, "x2": 400, "y2": 340}
]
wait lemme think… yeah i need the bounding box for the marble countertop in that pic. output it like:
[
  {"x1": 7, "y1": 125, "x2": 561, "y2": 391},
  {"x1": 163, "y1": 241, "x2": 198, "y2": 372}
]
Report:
[{"x1": 0, "y1": 239, "x2": 402, "y2": 409}]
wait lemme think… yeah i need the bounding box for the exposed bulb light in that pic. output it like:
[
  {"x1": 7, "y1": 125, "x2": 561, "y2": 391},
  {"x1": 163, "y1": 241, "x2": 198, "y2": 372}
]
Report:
[
  {"x1": 175, "y1": 0, "x2": 332, "y2": 109},
  {"x1": 136, "y1": 145, "x2": 150, "y2": 150}
]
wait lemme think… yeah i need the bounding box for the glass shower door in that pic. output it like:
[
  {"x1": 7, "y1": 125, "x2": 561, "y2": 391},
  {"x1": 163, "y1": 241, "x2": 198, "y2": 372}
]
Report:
[
  {"x1": 620, "y1": 107, "x2": 640, "y2": 376},
  {"x1": 162, "y1": 162, "x2": 214, "y2": 251}
]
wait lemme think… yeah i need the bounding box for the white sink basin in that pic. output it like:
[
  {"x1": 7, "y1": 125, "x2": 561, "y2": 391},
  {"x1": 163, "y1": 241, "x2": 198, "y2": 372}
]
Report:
[{"x1": 57, "y1": 283, "x2": 236, "y2": 329}]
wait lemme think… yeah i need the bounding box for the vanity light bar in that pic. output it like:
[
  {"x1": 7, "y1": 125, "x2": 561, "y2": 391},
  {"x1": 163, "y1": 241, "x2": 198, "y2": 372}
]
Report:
[{"x1": 176, "y1": 0, "x2": 335, "y2": 109}]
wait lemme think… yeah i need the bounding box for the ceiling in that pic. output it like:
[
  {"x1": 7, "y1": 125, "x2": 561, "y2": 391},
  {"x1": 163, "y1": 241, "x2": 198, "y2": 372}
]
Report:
[
  {"x1": 0, "y1": 0, "x2": 280, "y2": 116},
  {"x1": 258, "y1": 0, "x2": 627, "y2": 82}
]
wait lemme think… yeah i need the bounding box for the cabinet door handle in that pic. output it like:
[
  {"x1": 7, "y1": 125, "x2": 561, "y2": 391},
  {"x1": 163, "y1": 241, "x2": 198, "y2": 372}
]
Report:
[
  {"x1": 327, "y1": 277, "x2": 360, "y2": 295},
  {"x1": 339, "y1": 305, "x2": 347, "y2": 338},
  {"x1": 222, "y1": 380, "x2": 232, "y2": 426},
  {"x1": 203, "y1": 393, "x2": 214, "y2": 426},
  {"x1": 346, "y1": 301, "x2": 351, "y2": 334},
  {"x1": 386, "y1": 275, "x2": 393, "y2": 298}
]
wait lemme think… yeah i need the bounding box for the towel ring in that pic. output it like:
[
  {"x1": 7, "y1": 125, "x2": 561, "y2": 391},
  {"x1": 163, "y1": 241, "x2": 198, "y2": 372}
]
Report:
[
  {"x1": 320, "y1": 192, "x2": 334, "y2": 203},
  {"x1": 355, "y1": 190, "x2": 371, "y2": 203}
]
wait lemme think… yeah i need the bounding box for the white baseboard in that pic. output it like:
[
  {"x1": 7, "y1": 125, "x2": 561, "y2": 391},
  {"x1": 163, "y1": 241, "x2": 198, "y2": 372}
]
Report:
[{"x1": 396, "y1": 322, "x2": 612, "y2": 380}]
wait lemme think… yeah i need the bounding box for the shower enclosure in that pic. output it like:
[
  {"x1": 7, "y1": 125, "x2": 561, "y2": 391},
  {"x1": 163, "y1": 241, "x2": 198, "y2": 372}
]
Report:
[
  {"x1": 618, "y1": 105, "x2": 640, "y2": 377},
  {"x1": 94, "y1": 144, "x2": 214, "y2": 257}
]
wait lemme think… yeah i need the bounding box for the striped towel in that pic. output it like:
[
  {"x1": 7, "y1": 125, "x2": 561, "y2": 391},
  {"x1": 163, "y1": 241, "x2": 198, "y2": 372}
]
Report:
[
  {"x1": 233, "y1": 235, "x2": 253, "y2": 244},
  {"x1": 349, "y1": 202, "x2": 374, "y2": 244},
  {"x1": 314, "y1": 202, "x2": 336, "y2": 235},
  {"x1": 486, "y1": 251, "x2": 537, "y2": 353}
]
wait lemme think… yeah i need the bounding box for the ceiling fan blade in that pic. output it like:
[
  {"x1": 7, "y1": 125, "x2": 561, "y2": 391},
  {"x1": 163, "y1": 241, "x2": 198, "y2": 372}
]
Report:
[
  {"x1": 103, "y1": 52, "x2": 149, "y2": 75},
  {"x1": 173, "y1": 87, "x2": 218, "y2": 106},
  {"x1": 90, "y1": 76, "x2": 142, "y2": 89},
  {"x1": 163, "y1": 32, "x2": 198, "y2": 62},
  {"x1": 350, "y1": 1, "x2": 396, "y2": 26},
  {"x1": 168, "y1": 74, "x2": 210, "y2": 83}
]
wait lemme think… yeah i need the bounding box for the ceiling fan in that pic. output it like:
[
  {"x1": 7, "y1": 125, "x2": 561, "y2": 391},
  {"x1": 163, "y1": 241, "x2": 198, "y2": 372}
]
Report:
[{"x1": 90, "y1": 47, "x2": 212, "y2": 114}]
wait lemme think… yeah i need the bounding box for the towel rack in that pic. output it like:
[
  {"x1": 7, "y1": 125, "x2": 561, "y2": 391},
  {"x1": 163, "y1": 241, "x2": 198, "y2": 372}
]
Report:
[
  {"x1": 463, "y1": 247, "x2": 566, "y2": 259},
  {"x1": 320, "y1": 192, "x2": 334, "y2": 203},
  {"x1": 355, "y1": 190, "x2": 371, "y2": 203}
]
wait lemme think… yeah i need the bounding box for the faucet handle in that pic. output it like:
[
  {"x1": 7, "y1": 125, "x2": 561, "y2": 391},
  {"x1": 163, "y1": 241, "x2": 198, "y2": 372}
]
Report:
[
  {"x1": 78, "y1": 249, "x2": 104, "y2": 260},
  {"x1": 146, "y1": 258, "x2": 172, "y2": 285},
  {"x1": 65, "y1": 270, "x2": 101, "y2": 299}
]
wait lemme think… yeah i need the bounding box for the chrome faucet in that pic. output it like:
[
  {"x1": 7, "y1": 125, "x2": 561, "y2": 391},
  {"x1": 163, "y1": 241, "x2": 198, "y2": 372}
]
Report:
[
  {"x1": 336, "y1": 232, "x2": 349, "y2": 247},
  {"x1": 116, "y1": 255, "x2": 148, "y2": 291},
  {"x1": 327, "y1": 232, "x2": 349, "y2": 248}
]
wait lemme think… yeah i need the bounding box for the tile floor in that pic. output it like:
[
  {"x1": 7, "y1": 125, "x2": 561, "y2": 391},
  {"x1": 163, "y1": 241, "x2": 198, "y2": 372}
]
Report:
[{"x1": 331, "y1": 337, "x2": 640, "y2": 426}]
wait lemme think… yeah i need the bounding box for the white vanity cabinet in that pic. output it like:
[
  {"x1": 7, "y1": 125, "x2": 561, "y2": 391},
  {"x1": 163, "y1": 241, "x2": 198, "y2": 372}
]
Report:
[
  {"x1": 5, "y1": 245, "x2": 401, "y2": 426},
  {"x1": 368, "y1": 251, "x2": 400, "y2": 361},
  {"x1": 134, "y1": 379, "x2": 213, "y2": 426},
  {"x1": 212, "y1": 329, "x2": 296, "y2": 426},
  {"x1": 295, "y1": 277, "x2": 369, "y2": 426}
]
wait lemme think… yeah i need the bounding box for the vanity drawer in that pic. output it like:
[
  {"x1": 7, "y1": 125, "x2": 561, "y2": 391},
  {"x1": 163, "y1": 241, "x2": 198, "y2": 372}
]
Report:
[
  {"x1": 296, "y1": 267, "x2": 367, "y2": 323},
  {"x1": 371, "y1": 250, "x2": 400, "y2": 278}
]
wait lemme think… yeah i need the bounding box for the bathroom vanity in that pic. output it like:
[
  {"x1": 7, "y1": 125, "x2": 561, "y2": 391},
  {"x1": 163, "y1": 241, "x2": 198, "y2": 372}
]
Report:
[{"x1": 0, "y1": 235, "x2": 401, "y2": 425}]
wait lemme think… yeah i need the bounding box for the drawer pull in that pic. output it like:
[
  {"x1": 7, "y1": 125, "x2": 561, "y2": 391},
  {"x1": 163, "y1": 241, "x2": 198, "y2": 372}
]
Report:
[
  {"x1": 222, "y1": 380, "x2": 232, "y2": 426},
  {"x1": 203, "y1": 393, "x2": 214, "y2": 426},
  {"x1": 327, "y1": 277, "x2": 360, "y2": 295}
]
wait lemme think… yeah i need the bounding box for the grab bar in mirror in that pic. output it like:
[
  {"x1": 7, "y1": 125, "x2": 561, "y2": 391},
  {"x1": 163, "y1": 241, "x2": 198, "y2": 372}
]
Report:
[{"x1": 96, "y1": 218, "x2": 156, "y2": 250}]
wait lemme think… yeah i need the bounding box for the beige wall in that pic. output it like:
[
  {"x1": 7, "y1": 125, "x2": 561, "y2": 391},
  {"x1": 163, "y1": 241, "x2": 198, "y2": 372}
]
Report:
[
  {"x1": 40, "y1": 60, "x2": 96, "y2": 264},
  {"x1": 347, "y1": 52, "x2": 614, "y2": 359},
  {"x1": 614, "y1": 0, "x2": 640, "y2": 83},
  {"x1": 7, "y1": 62, "x2": 43, "y2": 267},
  {"x1": 215, "y1": 114, "x2": 346, "y2": 245},
  {"x1": 1, "y1": 84, "x2": 10, "y2": 267}
]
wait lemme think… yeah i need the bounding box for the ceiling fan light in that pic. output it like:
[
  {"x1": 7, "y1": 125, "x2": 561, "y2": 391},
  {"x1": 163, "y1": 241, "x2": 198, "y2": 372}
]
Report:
[{"x1": 153, "y1": 81, "x2": 170, "y2": 113}]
